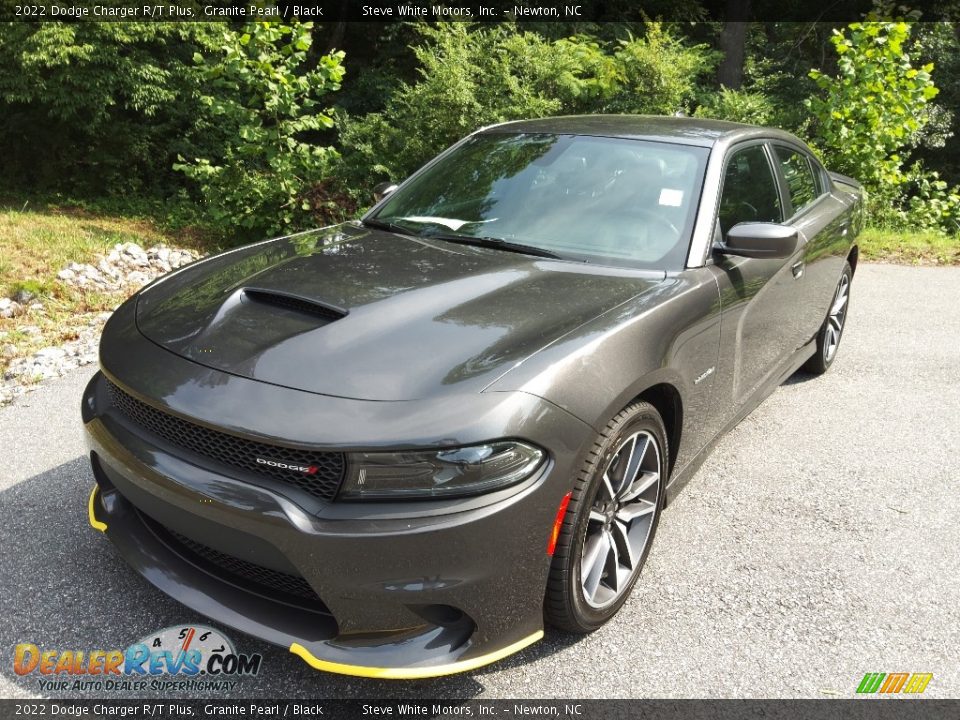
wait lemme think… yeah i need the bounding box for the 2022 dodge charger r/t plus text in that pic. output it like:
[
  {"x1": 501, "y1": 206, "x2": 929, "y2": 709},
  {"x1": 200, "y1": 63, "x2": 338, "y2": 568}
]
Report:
[{"x1": 83, "y1": 116, "x2": 862, "y2": 678}]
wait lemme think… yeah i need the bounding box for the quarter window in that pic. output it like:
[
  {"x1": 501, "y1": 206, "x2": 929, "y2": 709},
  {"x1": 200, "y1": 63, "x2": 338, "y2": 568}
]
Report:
[
  {"x1": 718, "y1": 145, "x2": 782, "y2": 237},
  {"x1": 774, "y1": 147, "x2": 818, "y2": 215}
]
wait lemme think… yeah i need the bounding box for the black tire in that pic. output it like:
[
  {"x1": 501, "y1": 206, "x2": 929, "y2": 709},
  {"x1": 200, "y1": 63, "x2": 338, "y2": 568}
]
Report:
[
  {"x1": 545, "y1": 401, "x2": 668, "y2": 633},
  {"x1": 803, "y1": 261, "x2": 853, "y2": 375}
]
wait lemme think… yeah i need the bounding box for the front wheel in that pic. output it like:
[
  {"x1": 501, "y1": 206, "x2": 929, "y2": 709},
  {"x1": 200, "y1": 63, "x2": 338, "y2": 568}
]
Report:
[
  {"x1": 545, "y1": 401, "x2": 667, "y2": 633},
  {"x1": 804, "y1": 261, "x2": 852, "y2": 375}
]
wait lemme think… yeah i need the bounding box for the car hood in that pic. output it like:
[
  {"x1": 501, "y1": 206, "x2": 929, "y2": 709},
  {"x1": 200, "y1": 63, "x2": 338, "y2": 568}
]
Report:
[{"x1": 135, "y1": 223, "x2": 666, "y2": 401}]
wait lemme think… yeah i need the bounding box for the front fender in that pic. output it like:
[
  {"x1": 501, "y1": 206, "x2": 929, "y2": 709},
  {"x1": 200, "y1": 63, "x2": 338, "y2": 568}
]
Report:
[{"x1": 486, "y1": 269, "x2": 723, "y2": 474}]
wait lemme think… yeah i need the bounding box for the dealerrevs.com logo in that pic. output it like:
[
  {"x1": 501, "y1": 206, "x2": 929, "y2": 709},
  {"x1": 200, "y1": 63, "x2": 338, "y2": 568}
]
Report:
[{"x1": 13, "y1": 625, "x2": 262, "y2": 693}]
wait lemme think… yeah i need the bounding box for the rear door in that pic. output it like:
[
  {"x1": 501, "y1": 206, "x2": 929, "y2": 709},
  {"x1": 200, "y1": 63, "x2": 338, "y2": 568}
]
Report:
[{"x1": 769, "y1": 143, "x2": 852, "y2": 340}]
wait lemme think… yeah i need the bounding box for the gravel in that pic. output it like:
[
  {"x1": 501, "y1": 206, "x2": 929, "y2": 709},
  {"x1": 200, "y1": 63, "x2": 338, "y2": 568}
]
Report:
[
  {"x1": 0, "y1": 243, "x2": 201, "y2": 407},
  {"x1": 0, "y1": 263, "x2": 957, "y2": 700}
]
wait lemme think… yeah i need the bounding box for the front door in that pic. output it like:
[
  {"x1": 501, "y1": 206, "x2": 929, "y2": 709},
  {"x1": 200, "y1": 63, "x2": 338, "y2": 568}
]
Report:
[{"x1": 711, "y1": 142, "x2": 808, "y2": 407}]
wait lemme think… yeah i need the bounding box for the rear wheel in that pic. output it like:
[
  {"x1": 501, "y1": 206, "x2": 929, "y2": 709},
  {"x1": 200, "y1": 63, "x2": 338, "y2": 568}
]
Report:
[
  {"x1": 804, "y1": 261, "x2": 852, "y2": 375},
  {"x1": 545, "y1": 401, "x2": 667, "y2": 633}
]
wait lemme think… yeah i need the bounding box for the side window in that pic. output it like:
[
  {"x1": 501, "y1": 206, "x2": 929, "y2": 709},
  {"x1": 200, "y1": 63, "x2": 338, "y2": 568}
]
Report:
[
  {"x1": 718, "y1": 145, "x2": 782, "y2": 237},
  {"x1": 773, "y1": 146, "x2": 818, "y2": 215}
]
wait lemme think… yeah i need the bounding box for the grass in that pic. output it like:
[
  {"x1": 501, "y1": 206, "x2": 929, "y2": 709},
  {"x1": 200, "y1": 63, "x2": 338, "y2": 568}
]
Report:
[
  {"x1": 0, "y1": 205, "x2": 221, "y2": 376},
  {"x1": 858, "y1": 227, "x2": 960, "y2": 265}
]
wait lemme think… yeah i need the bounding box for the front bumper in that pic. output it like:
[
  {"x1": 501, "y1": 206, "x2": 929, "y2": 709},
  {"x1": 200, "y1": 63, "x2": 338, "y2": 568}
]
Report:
[{"x1": 83, "y1": 364, "x2": 591, "y2": 678}]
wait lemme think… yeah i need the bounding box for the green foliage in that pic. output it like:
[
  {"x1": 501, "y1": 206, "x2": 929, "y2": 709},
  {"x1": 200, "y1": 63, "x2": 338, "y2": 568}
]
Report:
[
  {"x1": 2, "y1": 19, "x2": 959, "y2": 244},
  {"x1": 0, "y1": 23, "x2": 220, "y2": 197},
  {"x1": 338, "y1": 24, "x2": 574, "y2": 190},
  {"x1": 174, "y1": 22, "x2": 345, "y2": 237},
  {"x1": 693, "y1": 86, "x2": 777, "y2": 125},
  {"x1": 806, "y1": 22, "x2": 938, "y2": 195},
  {"x1": 600, "y1": 24, "x2": 715, "y2": 115},
  {"x1": 807, "y1": 21, "x2": 959, "y2": 234},
  {"x1": 913, "y1": 22, "x2": 960, "y2": 186},
  {"x1": 899, "y1": 165, "x2": 960, "y2": 233},
  {"x1": 338, "y1": 23, "x2": 711, "y2": 193}
]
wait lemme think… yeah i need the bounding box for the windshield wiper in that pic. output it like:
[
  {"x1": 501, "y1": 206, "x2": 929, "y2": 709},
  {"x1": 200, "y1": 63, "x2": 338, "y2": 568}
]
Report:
[
  {"x1": 424, "y1": 232, "x2": 562, "y2": 260},
  {"x1": 361, "y1": 217, "x2": 411, "y2": 234}
]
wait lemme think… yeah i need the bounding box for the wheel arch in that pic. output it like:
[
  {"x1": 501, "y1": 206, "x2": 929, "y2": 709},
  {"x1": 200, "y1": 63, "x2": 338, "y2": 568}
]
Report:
[
  {"x1": 847, "y1": 244, "x2": 859, "y2": 276},
  {"x1": 632, "y1": 382, "x2": 683, "y2": 480}
]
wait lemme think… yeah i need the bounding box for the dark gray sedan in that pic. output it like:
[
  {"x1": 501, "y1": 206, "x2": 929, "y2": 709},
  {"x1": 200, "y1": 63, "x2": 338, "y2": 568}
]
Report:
[{"x1": 83, "y1": 116, "x2": 862, "y2": 678}]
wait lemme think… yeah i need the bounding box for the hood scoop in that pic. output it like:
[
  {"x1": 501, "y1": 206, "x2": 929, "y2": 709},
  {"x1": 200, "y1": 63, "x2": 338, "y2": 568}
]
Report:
[{"x1": 240, "y1": 288, "x2": 347, "y2": 324}]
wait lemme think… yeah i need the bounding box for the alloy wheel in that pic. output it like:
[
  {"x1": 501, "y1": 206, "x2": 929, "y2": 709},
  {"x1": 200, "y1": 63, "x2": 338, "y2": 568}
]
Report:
[
  {"x1": 580, "y1": 430, "x2": 661, "y2": 609},
  {"x1": 825, "y1": 273, "x2": 850, "y2": 362}
]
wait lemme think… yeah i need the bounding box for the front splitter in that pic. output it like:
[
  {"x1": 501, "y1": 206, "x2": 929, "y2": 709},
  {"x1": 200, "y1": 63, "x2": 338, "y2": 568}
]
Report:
[{"x1": 87, "y1": 485, "x2": 544, "y2": 679}]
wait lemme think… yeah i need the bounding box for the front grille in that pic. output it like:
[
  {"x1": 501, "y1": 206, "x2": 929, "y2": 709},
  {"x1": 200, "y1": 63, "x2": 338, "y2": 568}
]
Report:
[
  {"x1": 168, "y1": 527, "x2": 319, "y2": 601},
  {"x1": 106, "y1": 380, "x2": 345, "y2": 501}
]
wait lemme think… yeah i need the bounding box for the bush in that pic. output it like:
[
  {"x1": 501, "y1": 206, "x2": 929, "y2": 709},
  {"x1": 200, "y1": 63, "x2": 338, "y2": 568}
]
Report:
[
  {"x1": 0, "y1": 23, "x2": 219, "y2": 197},
  {"x1": 174, "y1": 22, "x2": 345, "y2": 238},
  {"x1": 899, "y1": 166, "x2": 960, "y2": 233},
  {"x1": 806, "y1": 20, "x2": 960, "y2": 234},
  {"x1": 693, "y1": 86, "x2": 778, "y2": 125},
  {"x1": 806, "y1": 22, "x2": 938, "y2": 196},
  {"x1": 600, "y1": 24, "x2": 714, "y2": 115},
  {"x1": 337, "y1": 23, "x2": 712, "y2": 196},
  {"x1": 337, "y1": 24, "x2": 573, "y2": 192}
]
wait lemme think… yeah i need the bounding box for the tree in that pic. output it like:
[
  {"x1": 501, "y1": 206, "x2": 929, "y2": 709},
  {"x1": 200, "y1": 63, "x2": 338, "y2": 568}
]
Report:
[
  {"x1": 807, "y1": 21, "x2": 959, "y2": 231},
  {"x1": 174, "y1": 22, "x2": 345, "y2": 236}
]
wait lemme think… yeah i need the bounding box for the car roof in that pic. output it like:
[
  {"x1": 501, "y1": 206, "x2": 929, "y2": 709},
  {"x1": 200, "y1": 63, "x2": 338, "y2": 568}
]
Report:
[{"x1": 480, "y1": 115, "x2": 802, "y2": 149}]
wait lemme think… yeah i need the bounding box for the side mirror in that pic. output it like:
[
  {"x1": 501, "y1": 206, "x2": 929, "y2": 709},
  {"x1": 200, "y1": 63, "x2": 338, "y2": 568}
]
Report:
[
  {"x1": 716, "y1": 223, "x2": 798, "y2": 260},
  {"x1": 373, "y1": 181, "x2": 399, "y2": 204}
]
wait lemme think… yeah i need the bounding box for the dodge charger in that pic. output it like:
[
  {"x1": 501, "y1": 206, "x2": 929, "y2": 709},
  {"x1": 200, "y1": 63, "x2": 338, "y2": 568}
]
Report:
[{"x1": 83, "y1": 116, "x2": 863, "y2": 678}]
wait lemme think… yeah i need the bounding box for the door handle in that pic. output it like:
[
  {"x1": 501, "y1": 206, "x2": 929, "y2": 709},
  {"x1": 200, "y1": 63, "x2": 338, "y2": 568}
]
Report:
[{"x1": 791, "y1": 261, "x2": 805, "y2": 279}]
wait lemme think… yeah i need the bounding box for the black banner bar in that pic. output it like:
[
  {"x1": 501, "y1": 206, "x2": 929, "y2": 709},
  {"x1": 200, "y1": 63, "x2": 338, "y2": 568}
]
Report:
[
  {"x1": 1, "y1": 700, "x2": 960, "y2": 720},
  {"x1": 1, "y1": 0, "x2": 956, "y2": 23}
]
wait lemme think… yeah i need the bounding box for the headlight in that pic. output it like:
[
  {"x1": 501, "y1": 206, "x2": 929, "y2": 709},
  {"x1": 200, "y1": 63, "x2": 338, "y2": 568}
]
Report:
[{"x1": 338, "y1": 441, "x2": 545, "y2": 500}]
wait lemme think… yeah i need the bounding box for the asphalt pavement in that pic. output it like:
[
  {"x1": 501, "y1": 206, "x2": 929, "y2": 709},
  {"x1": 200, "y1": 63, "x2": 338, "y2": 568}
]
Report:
[{"x1": 1, "y1": 263, "x2": 958, "y2": 699}]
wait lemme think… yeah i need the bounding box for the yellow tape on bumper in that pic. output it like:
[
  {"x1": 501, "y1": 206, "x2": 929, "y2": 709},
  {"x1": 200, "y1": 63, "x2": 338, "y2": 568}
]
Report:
[
  {"x1": 289, "y1": 629, "x2": 543, "y2": 679},
  {"x1": 88, "y1": 486, "x2": 107, "y2": 532}
]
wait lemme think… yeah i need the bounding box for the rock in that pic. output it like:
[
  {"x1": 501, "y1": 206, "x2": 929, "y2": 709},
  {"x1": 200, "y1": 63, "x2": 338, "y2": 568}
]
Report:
[
  {"x1": 34, "y1": 346, "x2": 67, "y2": 360},
  {"x1": 12, "y1": 288, "x2": 36, "y2": 304},
  {"x1": 126, "y1": 271, "x2": 150, "y2": 287},
  {"x1": 98, "y1": 259, "x2": 120, "y2": 277},
  {"x1": 121, "y1": 243, "x2": 150, "y2": 266},
  {"x1": 0, "y1": 299, "x2": 24, "y2": 318},
  {"x1": 3, "y1": 240, "x2": 207, "y2": 406}
]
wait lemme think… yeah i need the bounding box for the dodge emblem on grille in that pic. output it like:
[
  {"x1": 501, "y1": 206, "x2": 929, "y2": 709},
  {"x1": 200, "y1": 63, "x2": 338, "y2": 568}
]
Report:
[{"x1": 255, "y1": 457, "x2": 319, "y2": 475}]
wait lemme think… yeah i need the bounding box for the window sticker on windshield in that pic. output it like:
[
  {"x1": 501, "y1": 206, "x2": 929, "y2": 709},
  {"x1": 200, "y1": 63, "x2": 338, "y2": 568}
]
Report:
[{"x1": 659, "y1": 188, "x2": 684, "y2": 207}]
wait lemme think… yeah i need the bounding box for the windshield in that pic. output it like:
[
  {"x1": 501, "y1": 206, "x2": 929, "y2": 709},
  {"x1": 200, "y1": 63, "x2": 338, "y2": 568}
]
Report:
[{"x1": 370, "y1": 132, "x2": 709, "y2": 270}]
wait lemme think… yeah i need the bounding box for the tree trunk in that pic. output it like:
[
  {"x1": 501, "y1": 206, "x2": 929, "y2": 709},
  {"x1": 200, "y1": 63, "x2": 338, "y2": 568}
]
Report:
[{"x1": 718, "y1": 0, "x2": 752, "y2": 90}]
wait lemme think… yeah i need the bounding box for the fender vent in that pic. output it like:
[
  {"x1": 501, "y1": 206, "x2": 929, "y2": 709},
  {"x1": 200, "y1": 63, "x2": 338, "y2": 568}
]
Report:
[{"x1": 241, "y1": 288, "x2": 346, "y2": 322}]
